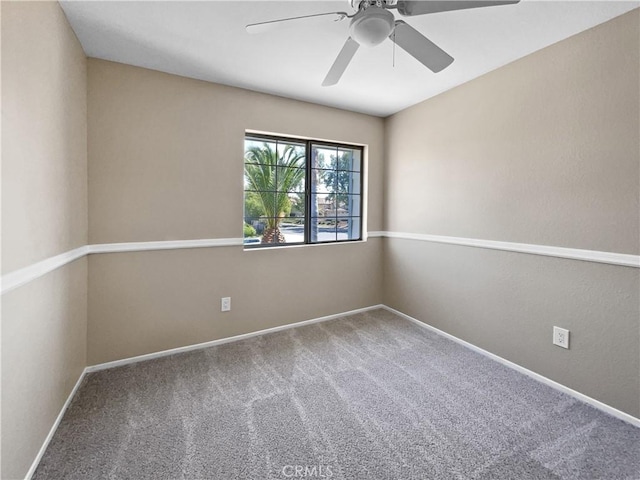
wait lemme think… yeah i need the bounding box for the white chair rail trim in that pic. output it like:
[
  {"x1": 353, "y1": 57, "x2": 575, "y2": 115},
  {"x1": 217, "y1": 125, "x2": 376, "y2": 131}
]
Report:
[
  {"x1": 1, "y1": 246, "x2": 90, "y2": 295},
  {"x1": 2, "y1": 233, "x2": 637, "y2": 294},
  {"x1": 380, "y1": 231, "x2": 639, "y2": 268},
  {"x1": 1, "y1": 238, "x2": 242, "y2": 295},
  {"x1": 88, "y1": 237, "x2": 243, "y2": 254}
]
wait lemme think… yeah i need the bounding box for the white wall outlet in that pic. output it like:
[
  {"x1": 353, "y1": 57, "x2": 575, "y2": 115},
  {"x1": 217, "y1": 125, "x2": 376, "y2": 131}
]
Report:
[
  {"x1": 221, "y1": 297, "x2": 231, "y2": 312},
  {"x1": 553, "y1": 326, "x2": 569, "y2": 349}
]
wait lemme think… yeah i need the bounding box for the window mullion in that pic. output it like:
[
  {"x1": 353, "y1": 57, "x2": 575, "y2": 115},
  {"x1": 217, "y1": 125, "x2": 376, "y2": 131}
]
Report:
[{"x1": 305, "y1": 140, "x2": 311, "y2": 244}]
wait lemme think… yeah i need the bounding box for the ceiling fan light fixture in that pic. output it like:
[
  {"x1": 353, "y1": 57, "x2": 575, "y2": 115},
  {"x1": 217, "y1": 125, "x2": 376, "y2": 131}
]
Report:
[{"x1": 349, "y1": 6, "x2": 395, "y2": 47}]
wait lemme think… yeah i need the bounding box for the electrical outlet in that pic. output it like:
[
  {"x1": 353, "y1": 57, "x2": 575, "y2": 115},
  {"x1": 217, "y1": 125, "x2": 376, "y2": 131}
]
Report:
[
  {"x1": 221, "y1": 297, "x2": 231, "y2": 312},
  {"x1": 553, "y1": 326, "x2": 569, "y2": 349}
]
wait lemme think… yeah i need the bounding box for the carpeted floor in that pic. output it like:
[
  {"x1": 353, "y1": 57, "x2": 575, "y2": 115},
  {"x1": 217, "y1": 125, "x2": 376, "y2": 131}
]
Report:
[{"x1": 34, "y1": 308, "x2": 640, "y2": 479}]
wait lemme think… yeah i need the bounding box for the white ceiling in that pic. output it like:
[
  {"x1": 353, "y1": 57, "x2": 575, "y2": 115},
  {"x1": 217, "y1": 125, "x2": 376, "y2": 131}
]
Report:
[{"x1": 60, "y1": 0, "x2": 638, "y2": 117}]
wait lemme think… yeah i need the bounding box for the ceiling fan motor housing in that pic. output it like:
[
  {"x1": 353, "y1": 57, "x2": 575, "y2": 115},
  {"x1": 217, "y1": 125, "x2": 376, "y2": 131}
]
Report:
[{"x1": 349, "y1": 6, "x2": 395, "y2": 47}]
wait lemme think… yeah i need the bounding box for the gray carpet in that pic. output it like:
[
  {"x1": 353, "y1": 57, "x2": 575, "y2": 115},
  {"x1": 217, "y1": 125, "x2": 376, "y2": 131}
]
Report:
[{"x1": 34, "y1": 309, "x2": 640, "y2": 480}]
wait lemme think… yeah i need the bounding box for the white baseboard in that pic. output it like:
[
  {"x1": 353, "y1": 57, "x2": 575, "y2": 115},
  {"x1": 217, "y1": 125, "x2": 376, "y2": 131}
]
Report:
[
  {"x1": 24, "y1": 368, "x2": 88, "y2": 480},
  {"x1": 86, "y1": 305, "x2": 385, "y2": 372},
  {"x1": 383, "y1": 305, "x2": 640, "y2": 428}
]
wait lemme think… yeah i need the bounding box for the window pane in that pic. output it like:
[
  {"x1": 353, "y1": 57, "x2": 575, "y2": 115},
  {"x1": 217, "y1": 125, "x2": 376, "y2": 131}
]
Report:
[
  {"x1": 284, "y1": 193, "x2": 305, "y2": 219},
  {"x1": 312, "y1": 145, "x2": 337, "y2": 170},
  {"x1": 277, "y1": 141, "x2": 306, "y2": 167},
  {"x1": 336, "y1": 150, "x2": 350, "y2": 170},
  {"x1": 334, "y1": 171, "x2": 360, "y2": 195},
  {"x1": 336, "y1": 148, "x2": 361, "y2": 172},
  {"x1": 321, "y1": 198, "x2": 340, "y2": 218},
  {"x1": 311, "y1": 169, "x2": 336, "y2": 194},
  {"x1": 245, "y1": 162, "x2": 276, "y2": 192},
  {"x1": 337, "y1": 217, "x2": 361, "y2": 241},
  {"x1": 280, "y1": 215, "x2": 305, "y2": 244},
  {"x1": 245, "y1": 140, "x2": 277, "y2": 165},
  {"x1": 245, "y1": 191, "x2": 275, "y2": 218},
  {"x1": 243, "y1": 237, "x2": 261, "y2": 246},
  {"x1": 310, "y1": 192, "x2": 321, "y2": 218},
  {"x1": 243, "y1": 217, "x2": 268, "y2": 245},
  {"x1": 324, "y1": 169, "x2": 338, "y2": 193},
  {"x1": 311, "y1": 192, "x2": 336, "y2": 219},
  {"x1": 336, "y1": 195, "x2": 360, "y2": 217},
  {"x1": 259, "y1": 218, "x2": 288, "y2": 245},
  {"x1": 244, "y1": 167, "x2": 274, "y2": 192},
  {"x1": 276, "y1": 166, "x2": 305, "y2": 193},
  {"x1": 311, "y1": 217, "x2": 337, "y2": 243}
]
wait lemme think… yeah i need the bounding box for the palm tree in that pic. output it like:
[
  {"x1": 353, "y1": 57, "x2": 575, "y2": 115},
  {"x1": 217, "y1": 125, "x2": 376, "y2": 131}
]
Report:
[{"x1": 244, "y1": 142, "x2": 305, "y2": 244}]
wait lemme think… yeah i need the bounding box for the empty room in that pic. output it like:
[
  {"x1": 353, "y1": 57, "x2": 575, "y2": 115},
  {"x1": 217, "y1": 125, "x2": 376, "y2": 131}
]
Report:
[{"x1": 2, "y1": 0, "x2": 639, "y2": 478}]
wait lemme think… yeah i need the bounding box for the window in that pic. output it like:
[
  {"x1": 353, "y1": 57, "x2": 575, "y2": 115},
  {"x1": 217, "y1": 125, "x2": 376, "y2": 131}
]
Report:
[{"x1": 244, "y1": 134, "x2": 363, "y2": 247}]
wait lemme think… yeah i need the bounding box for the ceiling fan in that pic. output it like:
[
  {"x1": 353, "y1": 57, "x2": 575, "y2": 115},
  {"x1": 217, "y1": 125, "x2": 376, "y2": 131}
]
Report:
[{"x1": 246, "y1": 0, "x2": 520, "y2": 86}]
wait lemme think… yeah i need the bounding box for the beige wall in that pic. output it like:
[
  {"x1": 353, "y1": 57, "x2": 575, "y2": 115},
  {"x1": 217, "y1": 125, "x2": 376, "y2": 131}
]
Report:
[
  {"x1": 384, "y1": 10, "x2": 640, "y2": 416},
  {"x1": 2, "y1": 5, "x2": 639, "y2": 477},
  {"x1": 384, "y1": 240, "x2": 639, "y2": 416},
  {"x1": 87, "y1": 59, "x2": 384, "y2": 364},
  {"x1": 1, "y1": 261, "x2": 87, "y2": 479},
  {"x1": 1, "y1": 2, "x2": 88, "y2": 479},
  {"x1": 88, "y1": 243, "x2": 381, "y2": 364},
  {"x1": 2, "y1": 2, "x2": 88, "y2": 274}
]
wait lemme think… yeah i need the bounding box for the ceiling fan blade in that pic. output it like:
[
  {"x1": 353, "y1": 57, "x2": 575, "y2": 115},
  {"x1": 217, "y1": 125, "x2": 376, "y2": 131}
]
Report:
[
  {"x1": 322, "y1": 37, "x2": 360, "y2": 87},
  {"x1": 391, "y1": 21, "x2": 454, "y2": 73},
  {"x1": 397, "y1": 0, "x2": 519, "y2": 16},
  {"x1": 246, "y1": 12, "x2": 348, "y2": 34}
]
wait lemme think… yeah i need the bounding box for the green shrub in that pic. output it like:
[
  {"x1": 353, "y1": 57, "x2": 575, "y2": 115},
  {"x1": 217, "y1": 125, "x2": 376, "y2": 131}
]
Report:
[{"x1": 243, "y1": 223, "x2": 257, "y2": 237}]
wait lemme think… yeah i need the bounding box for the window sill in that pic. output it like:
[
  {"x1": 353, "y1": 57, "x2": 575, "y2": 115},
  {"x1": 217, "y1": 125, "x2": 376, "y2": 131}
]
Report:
[{"x1": 242, "y1": 238, "x2": 376, "y2": 251}]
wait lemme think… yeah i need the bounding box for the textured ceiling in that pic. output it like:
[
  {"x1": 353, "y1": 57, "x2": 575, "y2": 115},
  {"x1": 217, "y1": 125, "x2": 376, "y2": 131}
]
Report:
[{"x1": 60, "y1": 1, "x2": 639, "y2": 117}]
